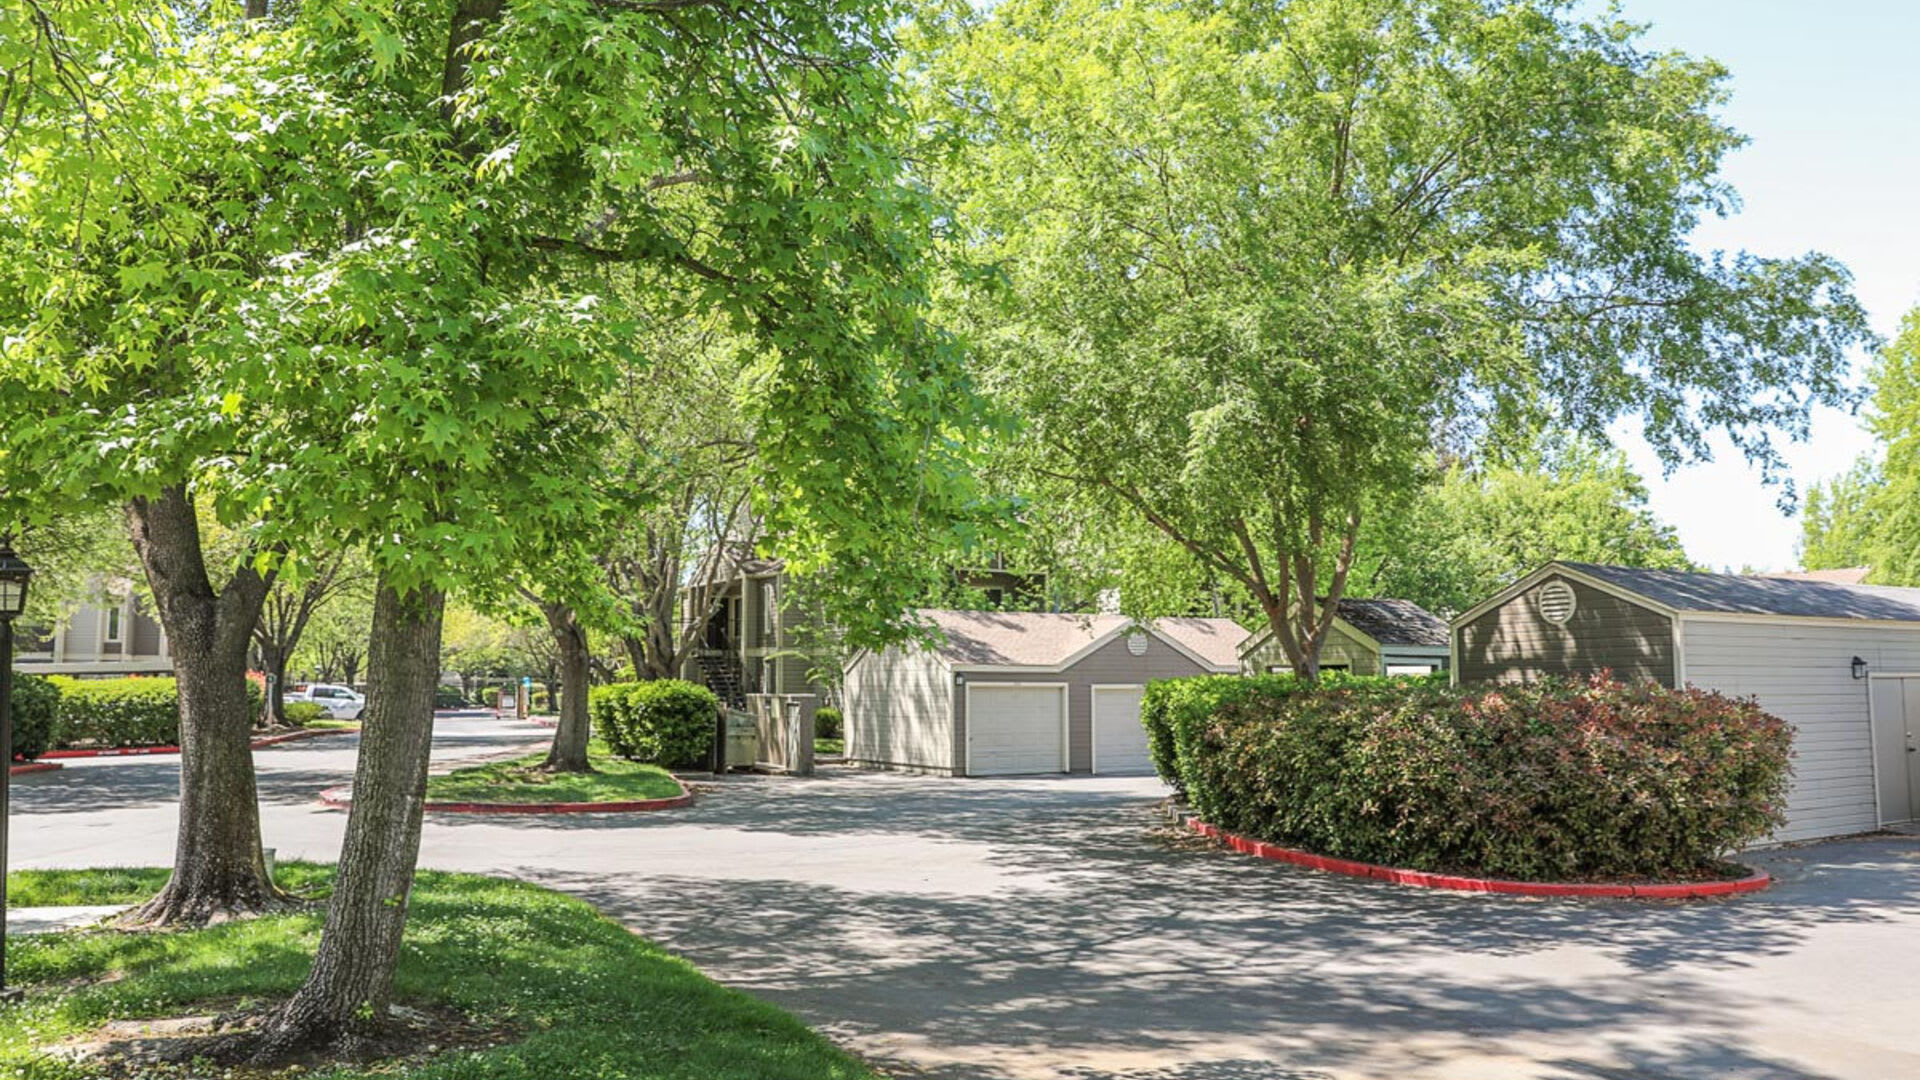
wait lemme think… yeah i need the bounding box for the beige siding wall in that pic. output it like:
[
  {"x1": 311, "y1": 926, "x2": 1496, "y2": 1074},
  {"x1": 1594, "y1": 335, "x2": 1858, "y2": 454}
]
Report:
[
  {"x1": 1242, "y1": 621, "x2": 1380, "y2": 675},
  {"x1": 959, "y1": 632, "x2": 1216, "y2": 773},
  {"x1": 130, "y1": 607, "x2": 164, "y2": 656},
  {"x1": 1681, "y1": 617, "x2": 1908, "y2": 843},
  {"x1": 843, "y1": 646, "x2": 955, "y2": 773},
  {"x1": 1456, "y1": 576, "x2": 1675, "y2": 687},
  {"x1": 63, "y1": 606, "x2": 101, "y2": 658}
]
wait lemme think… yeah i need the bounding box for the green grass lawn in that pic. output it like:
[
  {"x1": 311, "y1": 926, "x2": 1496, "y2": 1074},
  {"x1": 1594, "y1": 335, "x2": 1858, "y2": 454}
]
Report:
[
  {"x1": 424, "y1": 740, "x2": 683, "y2": 805},
  {"x1": 813, "y1": 738, "x2": 844, "y2": 756},
  {"x1": 2, "y1": 866, "x2": 879, "y2": 1079},
  {"x1": 300, "y1": 718, "x2": 362, "y2": 731}
]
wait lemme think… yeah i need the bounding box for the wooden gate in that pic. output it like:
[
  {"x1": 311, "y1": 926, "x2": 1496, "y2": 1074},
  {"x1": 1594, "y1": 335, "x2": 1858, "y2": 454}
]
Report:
[{"x1": 747, "y1": 694, "x2": 817, "y2": 776}]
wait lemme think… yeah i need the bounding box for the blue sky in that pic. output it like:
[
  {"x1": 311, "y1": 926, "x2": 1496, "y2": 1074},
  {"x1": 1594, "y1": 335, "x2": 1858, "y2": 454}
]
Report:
[{"x1": 1595, "y1": 1, "x2": 1920, "y2": 570}]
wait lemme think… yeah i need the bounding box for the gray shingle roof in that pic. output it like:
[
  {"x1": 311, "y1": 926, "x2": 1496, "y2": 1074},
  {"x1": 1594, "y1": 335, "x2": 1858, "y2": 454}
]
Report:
[
  {"x1": 1330, "y1": 598, "x2": 1450, "y2": 647},
  {"x1": 919, "y1": 610, "x2": 1248, "y2": 670},
  {"x1": 1560, "y1": 562, "x2": 1920, "y2": 622}
]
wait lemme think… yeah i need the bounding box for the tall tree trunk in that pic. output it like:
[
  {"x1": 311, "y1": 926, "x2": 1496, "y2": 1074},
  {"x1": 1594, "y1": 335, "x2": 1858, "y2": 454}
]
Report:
[
  {"x1": 540, "y1": 601, "x2": 592, "y2": 772},
  {"x1": 622, "y1": 633, "x2": 649, "y2": 681},
  {"x1": 252, "y1": 577, "x2": 444, "y2": 1059},
  {"x1": 258, "y1": 641, "x2": 288, "y2": 727},
  {"x1": 121, "y1": 487, "x2": 287, "y2": 926}
]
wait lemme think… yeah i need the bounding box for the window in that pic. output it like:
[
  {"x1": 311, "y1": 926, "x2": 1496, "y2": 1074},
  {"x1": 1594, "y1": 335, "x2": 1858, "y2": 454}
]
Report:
[
  {"x1": 104, "y1": 605, "x2": 122, "y2": 643},
  {"x1": 761, "y1": 581, "x2": 777, "y2": 636}
]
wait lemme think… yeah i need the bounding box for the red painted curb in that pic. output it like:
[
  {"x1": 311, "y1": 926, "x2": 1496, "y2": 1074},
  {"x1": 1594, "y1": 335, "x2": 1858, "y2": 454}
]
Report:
[
  {"x1": 9, "y1": 761, "x2": 64, "y2": 776},
  {"x1": 318, "y1": 776, "x2": 693, "y2": 815},
  {"x1": 39, "y1": 743, "x2": 184, "y2": 759},
  {"x1": 39, "y1": 727, "x2": 360, "y2": 760},
  {"x1": 1187, "y1": 819, "x2": 1771, "y2": 900}
]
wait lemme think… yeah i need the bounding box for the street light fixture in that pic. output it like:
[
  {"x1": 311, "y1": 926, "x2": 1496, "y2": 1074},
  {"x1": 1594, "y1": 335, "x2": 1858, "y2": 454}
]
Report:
[{"x1": 0, "y1": 537, "x2": 36, "y2": 1003}]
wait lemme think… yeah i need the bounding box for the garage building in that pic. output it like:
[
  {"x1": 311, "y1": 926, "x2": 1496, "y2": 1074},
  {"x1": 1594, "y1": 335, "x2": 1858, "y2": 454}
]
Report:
[
  {"x1": 1455, "y1": 561, "x2": 1920, "y2": 842},
  {"x1": 844, "y1": 610, "x2": 1248, "y2": 776},
  {"x1": 1238, "y1": 597, "x2": 1450, "y2": 676}
]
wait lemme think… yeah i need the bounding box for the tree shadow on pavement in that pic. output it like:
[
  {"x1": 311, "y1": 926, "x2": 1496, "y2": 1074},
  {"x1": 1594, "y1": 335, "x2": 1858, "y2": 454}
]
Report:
[{"x1": 490, "y1": 769, "x2": 1915, "y2": 1080}]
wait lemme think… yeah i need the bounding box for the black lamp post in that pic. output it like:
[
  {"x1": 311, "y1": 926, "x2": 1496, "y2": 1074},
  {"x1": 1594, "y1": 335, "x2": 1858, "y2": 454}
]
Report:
[{"x1": 0, "y1": 537, "x2": 35, "y2": 1003}]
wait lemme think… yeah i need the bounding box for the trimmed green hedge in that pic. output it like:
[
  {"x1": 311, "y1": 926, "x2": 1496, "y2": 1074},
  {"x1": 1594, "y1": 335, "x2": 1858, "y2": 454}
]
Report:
[
  {"x1": 814, "y1": 706, "x2": 843, "y2": 741},
  {"x1": 284, "y1": 701, "x2": 330, "y2": 725},
  {"x1": 1142, "y1": 671, "x2": 1433, "y2": 795},
  {"x1": 48, "y1": 676, "x2": 182, "y2": 748},
  {"x1": 1146, "y1": 673, "x2": 1791, "y2": 881},
  {"x1": 589, "y1": 679, "x2": 717, "y2": 768},
  {"x1": 9, "y1": 673, "x2": 61, "y2": 760},
  {"x1": 43, "y1": 676, "x2": 264, "y2": 749}
]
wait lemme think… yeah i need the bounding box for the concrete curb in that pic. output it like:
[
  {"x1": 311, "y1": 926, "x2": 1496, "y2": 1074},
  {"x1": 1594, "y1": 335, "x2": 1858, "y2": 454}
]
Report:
[
  {"x1": 9, "y1": 761, "x2": 64, "y2": 776},
  {"x1": 38, "y1": 727, "x2": 360, "y2": 760},
  {"x1": 1187, "y1": 819, "x2": 1772, "y2": 900},
  {"x1": 318, "y1": 774, "x2": 694, "y2": 815}
]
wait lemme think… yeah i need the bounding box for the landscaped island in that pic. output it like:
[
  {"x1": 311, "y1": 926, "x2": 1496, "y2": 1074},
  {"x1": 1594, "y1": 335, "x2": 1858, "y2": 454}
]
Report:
[
  {"x1": 2, "y1": 867, "x2": 878, "y2": 1078},
  {"x1": 1146, "y1": 673, "x2": 1791, "y2": 884},
  {"x1": 424, "y1": 741, "x2": 683, "y2": 806}
]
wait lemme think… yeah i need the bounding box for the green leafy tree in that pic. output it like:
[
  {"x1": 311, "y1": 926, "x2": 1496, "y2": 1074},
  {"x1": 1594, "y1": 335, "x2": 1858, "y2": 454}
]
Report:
[
  {"x1": 1355, "y1": 438, "x2": 1695, "y2": 616},
  {"x1": 253, "y1": 548, "x2": 369, "y2": 724},
  {"x1": 292, "y1": 584, "x2": 375, "y2": 686},
  {"x1": 1797, "y1": 456, "x2": 1883, "y2": 576},
  {"x1": 1800, "y1": 310, "x2": 1920, "y2": 585},
  {"x1": 172, "y1": 0, "x2": 985, "y2": 1059},
  {"x1": 917, "y1": 0, "x2": 1873, "y2": 676},
  {"x1": 0, "y1": 4, "x2": 351, "y2": 925},
  {"x1": 0, "y1": 510, "x2": 140, "y2": 634}
]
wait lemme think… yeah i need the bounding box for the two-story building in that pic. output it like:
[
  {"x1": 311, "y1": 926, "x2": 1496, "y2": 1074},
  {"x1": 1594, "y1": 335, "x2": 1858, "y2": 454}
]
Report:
[
  {"x1": 14, "y1": 590, "x2": 171, "y2": 676},
  {"x1": 679, "y1": 548, "x2": 1042, "y2": 707}
]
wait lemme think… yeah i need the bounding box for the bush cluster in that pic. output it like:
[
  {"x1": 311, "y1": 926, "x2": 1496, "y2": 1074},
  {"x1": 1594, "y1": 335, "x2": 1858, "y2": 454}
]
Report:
[
  {"x1": 814, "y1": 706, "x2": 843, "y2": 740},
  {"x1": 1145, "y1": 673, "x2": 1791, "y2": 881},
  {"x1": 433, "y1": 686, "x2": 467, "y2": 709},
  {"x1": 9, "y1": 673, "x2": 62, "y2": 760},
  {"x1": 284, "y1": 701, "x2": 330, "y2": 726},
  {"x1": 36, "y1": 676, "x2": 265, "y2": 750},
  {"x1": 1142, "y1": 671, "x2": 1433, "y2": 794},
  {"x1": 589, "y1": 679, "x2": 717, "y2": 768},
  {"x1": 48, "y1": 676, "x2": 186, "y2": 748}
]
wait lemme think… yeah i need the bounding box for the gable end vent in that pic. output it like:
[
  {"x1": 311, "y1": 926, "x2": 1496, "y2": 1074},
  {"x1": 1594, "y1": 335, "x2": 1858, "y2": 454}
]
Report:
[{"x1": 1535, "y1": 580, "x2": 1577, "y2": 625}]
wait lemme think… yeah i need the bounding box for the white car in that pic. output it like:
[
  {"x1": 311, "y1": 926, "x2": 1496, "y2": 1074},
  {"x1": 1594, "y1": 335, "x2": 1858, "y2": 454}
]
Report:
[{"x1": 290, "y1": 683, "x2": 366, "y2": 721}]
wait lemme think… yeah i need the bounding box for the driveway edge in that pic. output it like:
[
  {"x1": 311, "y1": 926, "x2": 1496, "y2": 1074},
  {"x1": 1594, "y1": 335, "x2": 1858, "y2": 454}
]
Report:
[
  {"x1": 318, "y1": 775, "x2": 695, "y2": 815},
  {"x1": 39, "y1": 727, "x2": 360, "y2": 760},
  {"x1": 1188, "y1": 819, "x2": 1771, "y2": 899}
]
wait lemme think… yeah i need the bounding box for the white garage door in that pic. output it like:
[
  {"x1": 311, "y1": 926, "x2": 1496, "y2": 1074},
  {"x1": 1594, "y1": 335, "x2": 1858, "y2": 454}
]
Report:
[
  {"x1": 1093, "y1": 685, "x2": 1153, "y2": 775},
  {"x1": 966, "y1": 684, "x2": 1067, "y2": 776}
]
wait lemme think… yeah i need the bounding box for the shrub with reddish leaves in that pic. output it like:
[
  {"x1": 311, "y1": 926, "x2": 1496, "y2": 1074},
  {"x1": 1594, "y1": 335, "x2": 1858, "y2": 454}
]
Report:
[{"x1": 1161, "y1": 675, "x2": 1790, "y2": 881}]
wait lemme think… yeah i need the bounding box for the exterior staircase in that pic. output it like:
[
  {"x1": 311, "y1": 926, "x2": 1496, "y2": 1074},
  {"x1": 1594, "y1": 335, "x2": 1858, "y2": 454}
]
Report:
[{"x1": 695, "y1": 648, "x2": 750, "y2": 709}]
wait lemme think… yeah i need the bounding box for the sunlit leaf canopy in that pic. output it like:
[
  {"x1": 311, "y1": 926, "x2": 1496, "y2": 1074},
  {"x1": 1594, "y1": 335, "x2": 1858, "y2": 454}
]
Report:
[
  {"x1": 913, "y1": 0, "x2": 1875, "y2": 666},
  {"x1": 0, "y1": 0, "x2": 993, "y2": 645}
]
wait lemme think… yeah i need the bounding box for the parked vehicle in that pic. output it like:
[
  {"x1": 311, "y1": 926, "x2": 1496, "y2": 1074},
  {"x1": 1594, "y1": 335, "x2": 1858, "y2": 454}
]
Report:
[{"x1": 288, "y1": 682, "x2": 366, "y2": 721}]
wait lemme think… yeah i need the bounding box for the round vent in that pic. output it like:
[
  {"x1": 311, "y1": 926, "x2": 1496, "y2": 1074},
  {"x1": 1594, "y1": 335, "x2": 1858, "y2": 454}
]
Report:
[
  {"x1": 1126, "y1": 631, "x2": 1150, "y2": 656},
  {"x1": 1535, "y1": 580, "x2": 1577, "y2": 625}
]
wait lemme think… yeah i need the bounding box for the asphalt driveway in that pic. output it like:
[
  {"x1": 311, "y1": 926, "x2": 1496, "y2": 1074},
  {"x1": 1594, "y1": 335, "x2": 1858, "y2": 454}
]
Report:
[{"x1": 10, "y1": 717, "x2": 1920, "y2": 1080}]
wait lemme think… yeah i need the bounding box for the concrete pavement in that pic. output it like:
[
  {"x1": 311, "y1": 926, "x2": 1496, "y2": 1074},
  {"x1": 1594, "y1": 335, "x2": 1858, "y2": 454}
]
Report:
[{"x1": 8, "y1": 715, "x2": 1920, "y2": 1080}]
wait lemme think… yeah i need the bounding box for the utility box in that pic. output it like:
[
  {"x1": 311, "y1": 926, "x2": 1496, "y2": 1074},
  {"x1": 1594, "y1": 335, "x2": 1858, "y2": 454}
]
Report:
[{"x1": 719, "y1": 707, "x2": 759, "y2": 770}]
